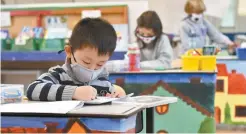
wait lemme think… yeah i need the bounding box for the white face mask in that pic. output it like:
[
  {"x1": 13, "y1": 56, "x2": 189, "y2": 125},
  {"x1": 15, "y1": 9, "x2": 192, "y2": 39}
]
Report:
[
  {"x1": 190, "y1": 13, "x2": 203, "y2": 23},
  {"x1": 137, "y1": 34, "x2": 156, "y2": 44},
  {"x1": 71, "y1": 63, "x2": 103, "y2": 82}
]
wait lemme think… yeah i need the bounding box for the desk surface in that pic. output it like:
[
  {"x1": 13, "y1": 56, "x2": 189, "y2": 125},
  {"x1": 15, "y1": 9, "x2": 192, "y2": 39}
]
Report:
[
  {"x1": 1, "y1": 51, "x2": 125, "y2": 61},
  {"x1": 217, "y1": 56, "x2": 238, "y2": 60},
  {"x1": 111, "y1": 69, "x2": 217, "y2": 74},
  {"x1": 1, "y1": 102, "x2": 144, "y2": 118}
]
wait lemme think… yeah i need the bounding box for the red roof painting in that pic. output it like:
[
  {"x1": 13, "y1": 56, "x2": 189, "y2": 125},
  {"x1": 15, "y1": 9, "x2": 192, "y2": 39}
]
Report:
[
  {"x1": 217, "y1": 64, "x2": 246, "y2": 94},
  {"x1": 216, "y1": 64, "x2": 228, "y2": 76},
  {"x1": 228, "y1": 70, "x2": 246, "y2": 94}
]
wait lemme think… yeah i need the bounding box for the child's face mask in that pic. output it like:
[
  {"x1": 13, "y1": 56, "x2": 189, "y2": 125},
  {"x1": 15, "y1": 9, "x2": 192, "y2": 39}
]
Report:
[
  {"x1": 137, "y1": 34, "x2": 156, "y2": 44},
  {"x1": 190, "y1": 13, "x2": 203, "y2": 23},
  {"x1": 71, "y1": 62, "x2": 103, "y2": 82},
  {"x1": 69, "y1": 49, "x2": 104, "y2": 82}
]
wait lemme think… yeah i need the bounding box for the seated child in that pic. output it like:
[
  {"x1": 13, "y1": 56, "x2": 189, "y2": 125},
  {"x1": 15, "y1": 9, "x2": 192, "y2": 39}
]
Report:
[{"x1": 26, "y1": 18, "x2": 126, "y2": 101}]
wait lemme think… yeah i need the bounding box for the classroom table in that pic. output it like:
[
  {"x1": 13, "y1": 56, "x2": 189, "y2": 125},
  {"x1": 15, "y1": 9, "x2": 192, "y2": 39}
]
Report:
[
  {"x1": 109, "y1": 70, "x2": 217, "y2": 133},
  {"x1": 1, "y1": 97, "x2": 177, "y2": 133},
  {"x1": 1, "y1": 102, "x2": 143, "y2": 133}
]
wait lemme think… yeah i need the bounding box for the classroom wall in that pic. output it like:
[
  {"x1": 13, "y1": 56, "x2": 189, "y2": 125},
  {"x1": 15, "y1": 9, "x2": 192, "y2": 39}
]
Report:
[
  {"x1": 206, "y1": 0, "x2": 246, "y2": 33},
  {"x1": 1, "y1": 0, "x2": 149, "y2": 43},
  {"x1": 2, "y1": 0, "x2": 245, "y2": 35},
  {"x1": 148, "y1": 0, "x2": 246, "y2": 34}
]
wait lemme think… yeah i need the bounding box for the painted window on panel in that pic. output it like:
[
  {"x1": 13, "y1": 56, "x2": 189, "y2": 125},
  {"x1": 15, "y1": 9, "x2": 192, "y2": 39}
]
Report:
[
  {"x1": 235, "y1": 106, "x2": 246, "y2": 117},
  {"x1": 216, "y1": 79, "x2": 224, "y2": 92}
]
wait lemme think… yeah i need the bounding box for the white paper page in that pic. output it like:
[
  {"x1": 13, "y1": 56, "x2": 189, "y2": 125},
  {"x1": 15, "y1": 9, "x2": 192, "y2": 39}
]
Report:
[
  {"x1": 82, "y1": 10, "x2": 101, "y2": 18},
  {"x1": 0, "y1": 101, "x2": 83, "y2": 114},
  {"x1": 1, "y1": 12, "x2": 11, "y2": 27},
  {"x1": 84, "y1": 97, "x2": 119, "y2": 104},
  {"x1": 113, "y1": 96, "x2": 178, "y2": 108}
]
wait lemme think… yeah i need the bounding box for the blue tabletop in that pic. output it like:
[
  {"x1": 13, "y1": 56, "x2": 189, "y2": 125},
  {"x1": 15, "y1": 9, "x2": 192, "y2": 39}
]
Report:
[{"x1": 1, "y1": 51, "x2": 126, "y2": 61}]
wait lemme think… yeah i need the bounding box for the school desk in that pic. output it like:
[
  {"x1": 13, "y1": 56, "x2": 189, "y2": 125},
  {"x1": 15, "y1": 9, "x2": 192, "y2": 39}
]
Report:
[
  {"x1": 1, "y1": 102, "x2": 143, "y2": 133},
  {"x1": 109, "y1": 70, "x2": 217, "y2": 133}
]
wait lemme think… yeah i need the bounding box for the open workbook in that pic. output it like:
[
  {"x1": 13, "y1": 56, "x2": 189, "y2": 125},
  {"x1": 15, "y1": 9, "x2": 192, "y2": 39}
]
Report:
[
  {"x1": 0, "y1": 95, "x2": 177, "y2": 114},
  {"x1": 0, "y1": 94, "x2": 134, "y2": 114},
  {"x1": 0, "y1": 101, "x2": 84, "y2": 114},
  {"x1": 113, "y1": 95, "x2": 178, "y2": 108}
]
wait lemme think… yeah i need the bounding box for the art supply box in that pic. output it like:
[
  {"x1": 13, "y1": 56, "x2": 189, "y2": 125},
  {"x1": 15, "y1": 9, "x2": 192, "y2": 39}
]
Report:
[{"x1": 1, "y1": 84, "x2": 24, "y2": 104}]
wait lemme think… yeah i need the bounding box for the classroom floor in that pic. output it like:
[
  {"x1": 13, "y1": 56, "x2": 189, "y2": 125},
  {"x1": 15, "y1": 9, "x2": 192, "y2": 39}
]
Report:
[
  {"x1": 216, "y1": 130, "x2": 246, "y2": 133},
  {"x1": 216, "y1": 124, "x2": 246, "y2": 133}
]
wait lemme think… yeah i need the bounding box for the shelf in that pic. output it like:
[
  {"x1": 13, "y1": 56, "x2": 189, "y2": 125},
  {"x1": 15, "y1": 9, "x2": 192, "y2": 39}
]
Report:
[{"x1": 1, "y1": 51, "x2": 126, "y2": 62}]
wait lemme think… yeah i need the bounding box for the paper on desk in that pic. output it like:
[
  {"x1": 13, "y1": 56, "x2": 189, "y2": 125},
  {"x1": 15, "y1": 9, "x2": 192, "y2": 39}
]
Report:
[
  {"x1": 113, "y1": 96, "x2": 178, "y2": 108},
  {"x1": 0, "y1": 101, "x2": 83, "y2": 114}
]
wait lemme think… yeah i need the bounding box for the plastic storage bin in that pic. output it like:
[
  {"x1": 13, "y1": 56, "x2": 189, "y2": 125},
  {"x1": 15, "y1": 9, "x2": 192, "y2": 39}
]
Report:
[
  {"x1": 11, "y1": 38, "x2": 42, "y2": 51},
  {"x1": 236, "y1": 48, "x2": 246, "y2": 60},
  {"x1": 40, "y1": 39, "x2": 66, "y2": 51},
  {"x1": 200, "y1": 56, "x2": 216, "y2": 71},
  {"x1": 1, "y1": 39, "x2": 14, "y2": 51},
  {"x1": 182, "y1": 56, "x2": 200, "y2": 71}
]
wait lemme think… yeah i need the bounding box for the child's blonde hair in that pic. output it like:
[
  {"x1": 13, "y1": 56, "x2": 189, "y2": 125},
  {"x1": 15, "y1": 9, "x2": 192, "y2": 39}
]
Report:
[{"x1": 185, "y1": 0, "x2": 206, "y2": 14}]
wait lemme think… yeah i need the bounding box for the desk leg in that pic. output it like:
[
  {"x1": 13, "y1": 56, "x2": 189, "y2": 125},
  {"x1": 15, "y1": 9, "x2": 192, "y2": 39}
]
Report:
[{"x1": 146, "y1": 107, "x2": 154, "y2": 133}]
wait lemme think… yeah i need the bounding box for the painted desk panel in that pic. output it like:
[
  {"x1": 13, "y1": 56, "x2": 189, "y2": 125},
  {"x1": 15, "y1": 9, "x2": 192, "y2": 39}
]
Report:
[
  {"x1": 1, "y1": 103, "x2": 141, "y2": 133},
  {"x1": 1, "y1": 115, "x2": 137, "y2": 133},
  {"x1": 215, "y1": 59, "x2": 246, "y2": 126},
  {"x1": 109, "y1": 71, "x2": 216, "y2": 133}
]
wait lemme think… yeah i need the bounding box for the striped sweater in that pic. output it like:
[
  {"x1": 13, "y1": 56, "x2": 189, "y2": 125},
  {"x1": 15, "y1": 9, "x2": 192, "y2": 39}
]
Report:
[{"x1": 26, "y1": 64, "x2": 114, "y2": 101}]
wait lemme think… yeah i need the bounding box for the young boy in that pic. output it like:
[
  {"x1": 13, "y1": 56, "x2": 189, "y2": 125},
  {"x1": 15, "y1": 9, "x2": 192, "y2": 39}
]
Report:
[{"x1": 26, "y1": 18, "x2": 126, "y2": 101}]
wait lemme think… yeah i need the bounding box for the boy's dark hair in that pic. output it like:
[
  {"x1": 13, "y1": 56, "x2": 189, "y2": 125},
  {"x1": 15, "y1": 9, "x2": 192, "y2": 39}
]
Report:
[
  {"x1": 69, "y1": 18, "x2": 117, "y2": 56},
  {"x1": 135, "y1": 11, "x2": 163, "y2": 47}
]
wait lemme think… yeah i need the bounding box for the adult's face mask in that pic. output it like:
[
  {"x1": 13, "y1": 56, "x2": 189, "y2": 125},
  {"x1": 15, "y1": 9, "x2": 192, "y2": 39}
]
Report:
[{"x1": 137, "y1": 34, "x2": 156, "y2": 44}]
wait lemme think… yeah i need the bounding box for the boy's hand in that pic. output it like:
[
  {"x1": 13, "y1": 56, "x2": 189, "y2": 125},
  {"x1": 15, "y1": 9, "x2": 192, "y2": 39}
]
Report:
[
  {"x1": 106, "y1": 85, "x2": 126, "y2": 98},
  {"x1": 72, "y1": 86, "x2": 97, "y2": 101}
]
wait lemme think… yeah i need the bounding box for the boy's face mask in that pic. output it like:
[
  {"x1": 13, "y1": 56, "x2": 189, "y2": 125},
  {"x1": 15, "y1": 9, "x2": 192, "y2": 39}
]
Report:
[
  {"x1": 71, "y1": 63, "x2": 103, "y2": 82},
  {"x1": 70, "y1": 54, "x2": 103, "y2": 82},
  {"x1": 190, "y1": 13, "x2": 203, "y2": 23},
  {"x1": 137, "y1": 34, "x2": 156, "y2": 44}
]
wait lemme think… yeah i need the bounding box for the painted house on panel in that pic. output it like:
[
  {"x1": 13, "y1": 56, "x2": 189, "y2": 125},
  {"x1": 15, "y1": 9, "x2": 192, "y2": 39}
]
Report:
[
  {"x1": 1, "y1": 117, "x2": 136, "y2": 133},
  {"x1": 215, "y1": 64, "x2": 246, "y2": 124},
  {"x1": 140, "y1": 80, "x2": 214, "y2": 133}
]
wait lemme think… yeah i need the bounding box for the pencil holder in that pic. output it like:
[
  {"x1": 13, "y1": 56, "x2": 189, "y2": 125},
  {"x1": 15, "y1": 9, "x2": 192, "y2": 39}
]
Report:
[
  {"x1": 181, "y1": 56, "x2": 200, "y2": 71},
  {"x1": 200, "y1": 56, "x2": 216, "y2": 71}
]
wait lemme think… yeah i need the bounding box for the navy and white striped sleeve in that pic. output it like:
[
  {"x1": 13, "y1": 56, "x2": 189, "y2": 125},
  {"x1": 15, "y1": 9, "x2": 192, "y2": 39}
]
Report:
[
  {"x1": 26, "y1": 72, "x2": 77, "y2": 101},
  {"x1": 89, "y1": 68, "x2": 115, "y2": 96}
]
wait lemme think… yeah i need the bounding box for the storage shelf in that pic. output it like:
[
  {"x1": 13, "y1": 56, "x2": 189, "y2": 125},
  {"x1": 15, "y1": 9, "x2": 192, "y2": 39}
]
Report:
[{"x1": 1, "y1": 51, "x2": 126, "y2": 61}]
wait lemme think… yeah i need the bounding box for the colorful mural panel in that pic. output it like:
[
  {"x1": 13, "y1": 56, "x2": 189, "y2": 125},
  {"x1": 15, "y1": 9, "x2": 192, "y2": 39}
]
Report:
[
  {"x1": 215, "y1": 60, "x2": 246, "y2": 125},
  {"x1": 1, "y1": 115, "x2": 137, "y2": 133},
  {"x1": 109, "y1": 72, "x2": 216, "y2": 133}
]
